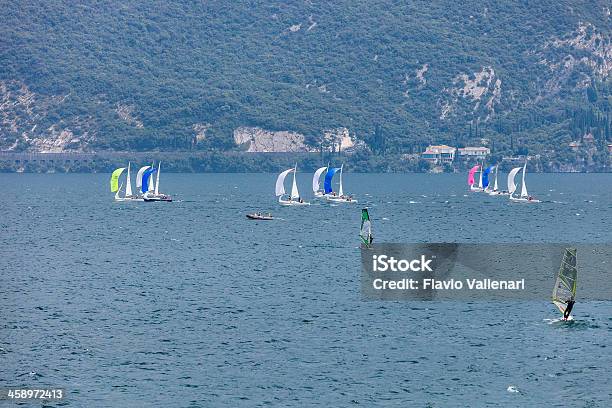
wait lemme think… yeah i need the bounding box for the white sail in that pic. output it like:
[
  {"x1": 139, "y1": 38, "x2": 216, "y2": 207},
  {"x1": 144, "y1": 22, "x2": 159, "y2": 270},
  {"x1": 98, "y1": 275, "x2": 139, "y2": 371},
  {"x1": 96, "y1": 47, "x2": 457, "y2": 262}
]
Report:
[
  {"x1": 507, "y1": 167, "x2": 522, "y2": 196},
  {"x1": 338, "y1": 164, "x2": 344, "y2": 197},
  {"x1": 493, "y1": 166, "x2": 498, "y2": 191},
  {"x1": 312, "y1": 166, "x2": 327, "y2": 193},
  {"x1": 155, "y1": 162, "x2": 161, "y2": 195},
  {"x1": 148, "y1": 163, "x2": 155, "y2": 192},
  {"x1": 136, "y1": 165, "x2": 151, "y2": 190},
  {"x1": 275, "y1": 168, "x2": 294, "y2": 196},
  {"x1": 291, "y1": 164, "x2": 300, "y2": 199},
  {"x1": 520, "y1": 162, "x2": 528, "y2": 198},
  {"x1": 125, "y1": 162, "x2": 133, "y2": 197},
  {"x1": 478, "y1": 164, "x2": 483, "y2": 189}
]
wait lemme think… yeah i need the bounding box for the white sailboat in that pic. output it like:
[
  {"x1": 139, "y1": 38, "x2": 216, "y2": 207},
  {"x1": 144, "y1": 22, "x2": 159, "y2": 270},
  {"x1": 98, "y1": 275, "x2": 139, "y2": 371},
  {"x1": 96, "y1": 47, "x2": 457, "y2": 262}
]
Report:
[
  {"x1": 488, "y1": 165, "x2": 509, "y2": 196},
  {"x1": 143, "y1": 161, "x2": 172, "y2": 202},
  {"x1": 111, "y1": 162, "x2": 141, "y2": 201},
  {"x1": 325, "y1": 164, "x2": 357, "y2": 203},
  {"x1": 510, "y1": 161, "x2": 539, "y2": 203},
  {"x1": 312, "y1": 165, "x2": 328, "y2": 198},
  {"x1": 276, "y1": 164, "x2": 310, "y2": 206}
]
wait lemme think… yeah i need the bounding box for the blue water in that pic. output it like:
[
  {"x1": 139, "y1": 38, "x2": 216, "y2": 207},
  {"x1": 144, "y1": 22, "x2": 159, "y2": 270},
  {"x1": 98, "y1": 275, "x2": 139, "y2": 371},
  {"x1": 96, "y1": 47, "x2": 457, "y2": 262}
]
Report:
[{"x1": 1, "y1": 173, "x2": 611, "y2": 407}]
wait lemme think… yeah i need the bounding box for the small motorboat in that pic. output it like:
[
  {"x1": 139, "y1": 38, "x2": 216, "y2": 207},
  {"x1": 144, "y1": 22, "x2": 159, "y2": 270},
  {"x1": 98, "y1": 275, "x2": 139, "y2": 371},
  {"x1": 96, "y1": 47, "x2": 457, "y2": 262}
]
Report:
[{"x1": 246, "y1": 212, "x2": 274, "y2": 220}]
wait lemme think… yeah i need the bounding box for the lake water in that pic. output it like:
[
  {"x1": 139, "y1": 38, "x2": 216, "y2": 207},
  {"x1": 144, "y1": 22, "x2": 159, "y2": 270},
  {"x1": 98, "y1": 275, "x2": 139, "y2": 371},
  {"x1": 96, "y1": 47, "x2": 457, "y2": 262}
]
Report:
[{"x1": 1, "y1": 173, "x2": 611, "y2": 407}]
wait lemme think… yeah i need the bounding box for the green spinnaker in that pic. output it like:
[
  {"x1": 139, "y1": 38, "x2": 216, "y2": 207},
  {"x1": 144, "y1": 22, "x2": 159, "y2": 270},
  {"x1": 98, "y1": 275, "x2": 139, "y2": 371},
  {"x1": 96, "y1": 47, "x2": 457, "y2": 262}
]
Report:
[{"x1": 110, "y1": 167, "x2": 126, "y2": 192}]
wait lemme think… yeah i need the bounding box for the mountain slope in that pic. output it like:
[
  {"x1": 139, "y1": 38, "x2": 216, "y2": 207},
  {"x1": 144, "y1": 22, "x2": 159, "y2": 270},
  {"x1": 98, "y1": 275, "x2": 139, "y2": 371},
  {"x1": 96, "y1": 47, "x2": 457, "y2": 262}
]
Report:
[{"x1": 0, "y1": 0, "x2": 610, "y2": 159}]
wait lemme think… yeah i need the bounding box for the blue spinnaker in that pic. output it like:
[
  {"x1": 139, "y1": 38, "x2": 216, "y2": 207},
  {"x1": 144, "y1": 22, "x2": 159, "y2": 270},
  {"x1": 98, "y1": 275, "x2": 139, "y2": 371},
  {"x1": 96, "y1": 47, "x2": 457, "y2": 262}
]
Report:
[
  {"x1": 482, "y1": 166, "x2": 494, "y2": 188},
  {"x1": 324, "y1": 168, "x2": 340, "y2": 194},
  {"x1": 142, "y1": 168, "x2": 157, "y2": 193}
]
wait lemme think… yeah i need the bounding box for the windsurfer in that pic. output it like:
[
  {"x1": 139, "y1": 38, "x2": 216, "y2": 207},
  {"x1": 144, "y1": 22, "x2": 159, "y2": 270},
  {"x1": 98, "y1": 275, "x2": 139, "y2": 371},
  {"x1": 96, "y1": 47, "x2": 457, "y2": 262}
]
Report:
[{"x1": 563, "y1": 298, "x2": 575, "y2": 320}]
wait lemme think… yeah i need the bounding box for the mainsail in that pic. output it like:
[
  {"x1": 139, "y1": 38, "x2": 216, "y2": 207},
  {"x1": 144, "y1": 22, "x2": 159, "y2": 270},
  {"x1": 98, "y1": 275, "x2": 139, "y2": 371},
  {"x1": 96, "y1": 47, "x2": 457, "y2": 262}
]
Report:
[
  {"x1": 155, "y1": 162, "x2": 161, "y2": 195},
  {"x1": 290, "y1": 164, "x2": 300, "y2": 199},
  {"x1": 338, "y1": 164, "x2": 344, "y2": 196},
  {"x1": 492, "y1": 166, "x2": 498, "y2": 191},
  {"x1": 482, "y1": 166, "x2": 494, "y2": 189},
  {"x1": 148, "y1": 163, "x2": 155, "y2": 192},
  {"x1": 478, "y1": 163, "x2": 484, "y2": 189},
  {"x1": 110, "y1": 167, "x2": 126, "y2": 192},
  {"x1": 360, "y1": 208, "x2": 372, "y2": 246},
  {"x1": 136, "y1": 165, "x2": 151, "y2": 191},
  {"x1": 324, "y1": 167, "x2": 341, "y2": 194},
  {"x1": 552, "y1": 248, "x2": 577, "y2": 315},
  {"x1": 467, "y1": 165, "x2": 479, "y2": 186},
  {"x1": 520, "y1": 162, "x2": 528, "y2": 198},
  {"x1": 312, "y1": 166, "x2": 327, "y2": 193},
  {"x1": 125, "y1": 162, "x2": 133, "y2": 197},
  {"x1": 275, "y1": 168, "x2": 294, "y2": 196},
  {"x1": 507, "y1": 167, "x2": 522, "y2": 196}
]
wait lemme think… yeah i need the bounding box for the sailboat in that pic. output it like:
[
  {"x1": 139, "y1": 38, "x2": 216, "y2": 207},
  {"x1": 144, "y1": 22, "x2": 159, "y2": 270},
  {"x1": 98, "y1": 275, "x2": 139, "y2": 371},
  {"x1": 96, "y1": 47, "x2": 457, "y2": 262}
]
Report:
[
  {"x1": 110, "y1": 162, "x2": 139, "y2": 201},
  {"x1": 468, "y1": 165, "x2": 482, "y2": 192},
  {"x1": 482, "y1": 165, "x2": 495, "y2": 193},
  {"x1": 276, "y1": 164, "x2": 310, "y2": 206},
  {"x1": 552, "y1": 248, "x2": 577, "y2": 320},
  {"x1": 487, "y1": 165, "x2": 509, "y2": 196},
  {"x1": 110, "y1": 166, "x2": 126, "y2": 200},
  {"x1": 312, "y1": 165, "x2": 328, "y2": 198},
  {"x1": 136, "y1": 165, "x2": 151, "y2": 199},
  {"x1": 360, "y1": 208, "x2": 373, "y2": 248},
  {"x1": 324, "y1": 164, "x2": 357, "y2": 203},
  {"x1": 509, "y1": 161, "x2": 540, "y2": 203},
  {"x1": 143, "y1": 162, "x2": 172, "y2": 202}
]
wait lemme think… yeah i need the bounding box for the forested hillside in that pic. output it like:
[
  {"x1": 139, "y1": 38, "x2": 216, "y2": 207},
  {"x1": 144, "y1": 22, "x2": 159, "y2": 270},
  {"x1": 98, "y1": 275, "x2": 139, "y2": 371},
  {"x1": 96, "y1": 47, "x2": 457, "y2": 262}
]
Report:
[{"x1": 0, "y1": 1, "x2": 610, "y2": 167}]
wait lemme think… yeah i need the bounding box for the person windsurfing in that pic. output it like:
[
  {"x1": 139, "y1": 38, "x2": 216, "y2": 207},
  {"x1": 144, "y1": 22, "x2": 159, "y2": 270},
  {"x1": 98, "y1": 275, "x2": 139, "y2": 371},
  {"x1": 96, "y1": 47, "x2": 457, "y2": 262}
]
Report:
[
  {"x1": 563, "y1": 298, "x2": 575, "y2": 320},
  {"x1": 552, "y1": 248, "x2": 577, "y2": 321}
]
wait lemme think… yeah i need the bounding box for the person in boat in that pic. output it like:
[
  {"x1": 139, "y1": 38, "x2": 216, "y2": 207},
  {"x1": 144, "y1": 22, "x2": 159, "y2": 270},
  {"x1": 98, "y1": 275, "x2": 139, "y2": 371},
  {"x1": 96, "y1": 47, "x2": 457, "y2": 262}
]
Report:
[
  {"x1": 528, "y1": 196, "x2": 534, "y2": 201},
  {"x1": 563, "y1": 298, "x2": 575, "y2": 320}
]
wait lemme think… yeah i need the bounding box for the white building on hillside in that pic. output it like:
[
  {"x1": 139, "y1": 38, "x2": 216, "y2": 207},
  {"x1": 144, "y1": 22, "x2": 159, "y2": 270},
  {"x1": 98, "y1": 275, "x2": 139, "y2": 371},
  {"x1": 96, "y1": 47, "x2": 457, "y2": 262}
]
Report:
[
  {"x1": 421, "y1": 145, "x2": 456, "y2": 164},
  {"x1": 458, "y1": 146, "x2": 490, "y2": 158}
]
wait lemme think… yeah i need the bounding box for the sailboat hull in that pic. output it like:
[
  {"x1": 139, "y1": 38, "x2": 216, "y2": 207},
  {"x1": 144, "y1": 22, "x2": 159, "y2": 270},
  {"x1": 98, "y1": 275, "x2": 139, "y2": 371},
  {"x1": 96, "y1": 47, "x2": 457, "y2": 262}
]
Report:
[
  {"x1": 278, "y1": 196, "x2": 310, "y2": 206},
  {"x1": 510, "y1": 196, "x2": 540, "y2": 203},
  {"x1": 143, "y1": 192, "x2": 172, "y2": 202},
  {"x1": 324, "y1": 195, "x2": 357, "y2": 203}
]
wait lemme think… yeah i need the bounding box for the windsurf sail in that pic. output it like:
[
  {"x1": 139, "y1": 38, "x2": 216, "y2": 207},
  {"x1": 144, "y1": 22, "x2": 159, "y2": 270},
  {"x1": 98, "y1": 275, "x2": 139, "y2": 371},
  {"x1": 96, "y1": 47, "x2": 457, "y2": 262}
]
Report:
[
  {"x1": 482, "y1": 166, "x2": 494, "y2": 189},
  {"x1": 312, "y1": 166, "x2": 327, "y2": 193},
  {"x1": 360, "y1": 208, "x2": 372, "y2": 246},
  {"x1": 125, "y1": 162, "x2": 133, "y2": 197},
  {"x1": 275, "y1": 168, "x2": 294, "y2": 196},
  {"x1": 520, "y1": 162, "x2": 528, "y2": 198},
  {"x1": 467, "y1": 165, "x2": 479, "y2": 186},
  {"x1": 110, "y1": 167, "x2": 126, "y2": 192},
  {"x1": 552, "y1": 248, "x2": 577, "y2": 315},
  {"x1": 142, "y1": 168, "x2": 157, "y2": 193},
  {"x1": 136, "y1": 165, "x2": 151, "y2": 190},
  {"x1": 507, "y1": 167, "x2": 521, "y2": 196},
  {"x1": 324, "y1": 167, "x2": 340, "y2": 194}
]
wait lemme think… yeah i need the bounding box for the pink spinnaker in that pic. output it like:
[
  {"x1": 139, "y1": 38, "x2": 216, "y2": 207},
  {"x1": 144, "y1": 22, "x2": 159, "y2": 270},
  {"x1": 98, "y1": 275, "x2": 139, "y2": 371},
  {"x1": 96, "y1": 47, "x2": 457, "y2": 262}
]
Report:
[{"x1": 467, "y1": 165, "x2": 480, "y2": 186}]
